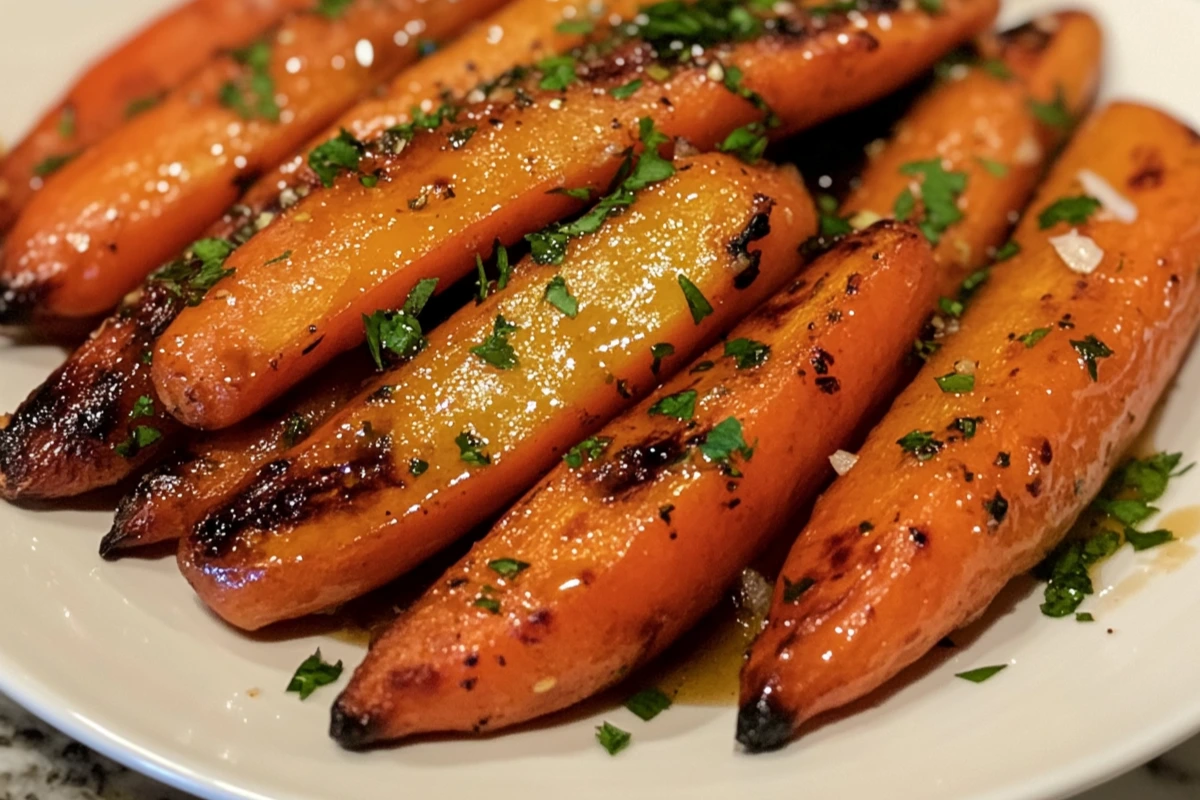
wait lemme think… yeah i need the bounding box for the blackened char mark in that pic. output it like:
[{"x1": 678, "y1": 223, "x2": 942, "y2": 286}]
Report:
[
  {"x1": 728, "y1": 195, "x2": 775, "y2": 290},
  {"x1": 194, "y1": 439, "x2": 400, "y2": 557},
  {"x1": 592, "y1": 431, "x2": 687, "y2": 498}
]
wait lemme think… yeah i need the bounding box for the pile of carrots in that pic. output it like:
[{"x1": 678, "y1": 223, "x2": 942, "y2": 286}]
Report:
[{"x1": 2, "y1": 0, "x2": 1198, "y2": 753}]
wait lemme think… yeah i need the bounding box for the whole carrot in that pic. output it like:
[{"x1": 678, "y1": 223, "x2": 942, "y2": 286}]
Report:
[
  {"x1": 0, "y1": 0, "x2": 509, "y2": 321},
  {"x1": 739, "y1": 102, "x2": 1200, "y2": 752},
  {"x1": 151, "y1": 0, "x2": 999, "y2": 431},
  {"x1": 0, "y1": 0, "x2": 312, "y2": 234}
]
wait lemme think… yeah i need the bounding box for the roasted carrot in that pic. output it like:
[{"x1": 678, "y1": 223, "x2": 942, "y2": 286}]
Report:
[
  {"x1": 839, "y1": 10, "x2": 1101, "y2": 290},
  {"x1": 177, "y1": 150, "x2": 817, "y2": 631},
  {"x1": 151, "y1": 0, "x2": 999, "y2": 430},
  {"x1": 100, "y1": 357, "x2": 373, "y2": 558},
  {"x1": 738, "y1": 102, "x2": 1200, "y2": 752},
  {"x1": 0, "y1": 0, "x2": 509, "y2": 322},
  {"x1": 1, "y1": 0, "x2": 607, "y2": 500},
  {"x1": 0, "y1": 0, "x2": 312, "y2": 235},
  {"x1": 230, "y1": 0, "x2": 646, "y2": 227},
  {"x1": 328, "y1": 221, "x2": 936, "y2": 745}
]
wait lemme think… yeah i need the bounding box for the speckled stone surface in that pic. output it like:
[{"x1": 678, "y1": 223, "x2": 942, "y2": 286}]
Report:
[{"x1": 1, "y1": 693, "x2": 1196, "y2": 799}]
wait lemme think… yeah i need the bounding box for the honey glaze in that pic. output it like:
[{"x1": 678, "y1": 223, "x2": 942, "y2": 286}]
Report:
[
  {"x1": 644, "y1": 569, "x2": 771, "y2": 706},
  {"x1": 1096, "y1": 505, "x2": 1200, "y2": 610}
]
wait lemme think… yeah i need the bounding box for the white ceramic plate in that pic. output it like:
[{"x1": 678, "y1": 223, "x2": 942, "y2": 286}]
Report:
[{"x1": 3, "y1": 1, "x2": 1200, "y2": 798}]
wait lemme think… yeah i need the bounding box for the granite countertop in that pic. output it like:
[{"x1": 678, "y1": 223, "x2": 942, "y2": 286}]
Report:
[{"x1": 1, "y1": 693, "x2": 1197, "y2": 799}]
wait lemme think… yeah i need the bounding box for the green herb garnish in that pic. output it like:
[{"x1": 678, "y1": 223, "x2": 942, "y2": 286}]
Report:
[
  {"x1": 1019, "y1": 327, "x2": 1051, "y2": 348},
  {"x1": 1038, "y1": 195, "x2": 1100, "y2": 229},
  {"x1": 219, "y1": 40, "x2": 280, "y2": 122},
  {"x1": 648, "y1": 390, "x2": 697, "y2": 421},
  {"x1": 897, "y1": 158, "x2": 969, "y2": 244},
  {"x1": 544, "y1": 275, "x2": 579, "y2": 318},
  {"x1": 650, "y1": 342, "x2": 675, "y2": 374},
  {"x1": 471, "y1": 315, "x2": 520, "y2": 369},
  {"x1": 564, "y1": 435, "x2": 613, "y2": 468},
  {"x1": 308, "y1": 129, "x2": 365, "y2": 188},
  {"x1": 724, "y1": 338, "x2": 770, "y2": 369},
  {"x1": 596, "y1": 722, "x2": 631, "y2": 755},
  {"x1": 286, "y1": 649, "x2": 343, "y2": 699},
  {"x1": 897, "y1": 430, "x2": 943, "y2": 461},
  {"x1": 699, "y1": 417, "x2": 752, "y2": 463},
  {"x1": 1070, "y1": 334, "x2": 1113, "y2": 381},
  {"x1": 625, "y1": 688, "x2": 672, "y2": 721},
  {"x1": 935, "y1": 372, "x2": 975, "y2": 394},
  {"x1": 678, "y1": 274, "x2": 713, "y2": 324},
  {"x1": 488, "y1": 558, "x2": 531, "y2": 578},
  {"x1": 114, "y1": 425, "x2": 162, "y2": 459},
  {"x1": 956, "y1": 665, "x2": 1006, "y2": 683},
  {"x1": 610, "y1": 78, "x2": 643, "y2": 100},
  {"x1": 130, "y1": 395, "x2": 155, "y2": 419}
]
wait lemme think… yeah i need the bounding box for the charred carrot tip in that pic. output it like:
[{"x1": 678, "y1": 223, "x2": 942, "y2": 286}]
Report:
[
  {"x1": 329, "y1": 702, "x2": 381, "y2": 750},
  {"x1": 98, "y1": 528, "x2": 128, "y2": 560},
  {"x1": 0, "y1": 281, "x2": 39, "y2": 326},
  {"x1": 735, "y1": 693, "x2": 796, "y2": 754}
]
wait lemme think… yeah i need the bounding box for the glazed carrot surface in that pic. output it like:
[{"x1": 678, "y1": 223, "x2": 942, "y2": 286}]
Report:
[
  {"x1": 178, "y1": 151, "x2": 817, "y2": 631},
  {"x1": 738, "y1": 102, "x2": 1200, "y2": 752},
  {"x1": 151, "y1": 0, "x2": 999, "y2": 430},
  {"x1": 101, "y1": 357, "x2": 373, "y2": 557},
  {"x1": 0, "y1": 0, "x2": 311, "y2": 235},
  {"x1": 229, "y1": 0, "x2": 648, "y2": 228},
  {"x1": 840, "y1": 10, "x2": 1102, "y2": 291},
  {"x1": 0, "y1": 0, "x2": 508, "y2": 321},
  {"x1": 331, "y1": 221, "x2": 937, "y2": 746}
]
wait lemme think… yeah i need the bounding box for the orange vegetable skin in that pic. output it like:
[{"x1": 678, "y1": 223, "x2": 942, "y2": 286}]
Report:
[
  {"x1": 841, "y1": 10, "x2": 1102, "y2": 290},
  {"x1": 0, "y1": 0, "x2": 508, "y2": 321},
  {"x1": 232, "y1": 0, "x2": 646, "y2": 223},
  {"x1": 178, "y1": 152, "x2": 817, "y2": 631},
  {"x1": 330, "y1": 221, "x2": 938, "y2": 746},
  {"x1": 738, "y1": 102, "x2": 1200, "y2": 752},
  {"x1": 0, "y1": 0, "x2": 312, "y2": 235},
  {"x1": 152, "y1": 0, "x2": 999, "y2": 430},
  {"x1": 101, "y1": 358, "x2": 372, "y2": 557}
]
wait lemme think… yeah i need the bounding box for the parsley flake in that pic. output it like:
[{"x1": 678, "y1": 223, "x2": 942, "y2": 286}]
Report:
[
  {"x1": 1019, "y1": 327, "x2": 1051, "y2": 348},
  {"x1": 564, "y1": 436, "x2": 612, "y2": 468},
  {"x1": 308, "y1": 129, "x2": 364, "y2": 188},
  {"x1": 488, "y1": 558, "x2": 531, "y2": 578},
  {"x1": 897, "y1": 159, "x2": 968, "y2": 244},
  {"x1": 1070, "y1": 334, "x2": 1113, "y2": 381},
  {"x1": 625, "y1": 689, "x2": 672, "y2": 721},
  {"x1": 1038, "y1": 195, "x2": 1101, "y2": 229},
  {"x1": 219, "y1": 40, "x2": 279, "y2": 122},
  {"x1": 150, "y1": 237, "x2": 236, "y2": 306},
  {"x1": 935, "y1": 372, "x2": 975, "y2": 393},
  {"x1": 1029, "y1": 86, "x2": 1072, "y2": 129},
  {"x1": 897, "y1": 430, "x2": 943, "y2": 461},
  {"x1": 555, "y1": 18, "x2": 594, "y2": 34},
  {"x1": 537, "y1": 54, "x2": 578, "y2": 90},
  {"x1": 33, "y1": 152, "x2": 79, "y2": 178},
  {"x1": 456, "y1": 430, "x2": 491, "y2": 466},
  {"x1": 699, "y1": 417, "x2": 752, "y2": 463},
  {"x1": 471, "y1": 315, "x2": 520, "y2": 369},
  {"x1": 956, "y1": 665, "x2": 1006, "y2": 683},
  {"x1": 650, "y1": 342, "x2": 675, "y2": 374},
  {"x1": 596, "y1": 722, "x2": 631, "y2": 755},
  {"x1": 544, "y1": 275, "x2": 579, "y2": 317},
  {"x1": 314, "y1": 0, "x2": 354, "y2": 17},
  {"x1": 724, "y1": 338, "x2": 770, "y2": 369},
  {"x1": 130, "y1": 395, "x2": 155, "y2": 419},
  {"x1": 677, "y1": 274, "x2": 713, "y2": 324},
  {"x1": 648, "y1": 390, "x2": 697, "y2": 421},
  {"x1": 610, "y1": 78, "x2": 643, "y2": 100},
  {"x1": 286, "y1": 649, "x2": 343, "y2": 699}
]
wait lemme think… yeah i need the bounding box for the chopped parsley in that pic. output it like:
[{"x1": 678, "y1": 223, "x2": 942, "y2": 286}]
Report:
[
  {"x1": 286, "y1": 649, "x2": 343, "y2": 699},
  {"x1": 816, "y1": 194, "x2": 853, "y2": 238},
  {"x1": 124, "y1": 94, "x2": 161, "y2": 119},
  {"x1": 381, "y1": 102, "x2": 459, "y2": 150},
  {"x1": 994, "y1": 240, "x2": 1021, "y2": 262},
  {"x1": 448, "y1": 126, "x2": 477, "y2": 149},
  {"x1": 718, "y1": 122, "x2": 768, "y2": 164},
  {"x1": 265, "y1": 250, "x2": 292, "y2": 266},
  {"x1": 544, "y1": 275, "x2": 579, "y2": 317},
  {"x1": 537, "y1": 54, "x2": 579, "y2": 90},
  {"x1": 456, "y1": 431, "x2": 491, "y2": 466},
  {"x1": 114, "y1": 425, "x2": 162, "y2": 458},
  {"x1": 950, "y1": 416, "x2": 983, "y2": 439},
  {"x1": 564, "y1": 436, "x2": 612, "y2": 468},
  {"x1": 896, "y1": 159, "x2": 968, "y2": 244},
  {"x1": 219, "y1": 40, "x2": 279, "y2": 122},
  {"x1": 409, "y1": 458, "x2": 429, "y2": 476},
  {"x1": 1076, "y1": 612, "x2": 1095, "y2": 622},
  {"x1": 1070, "y1": 334, "x2": 1113, "y2": 381},
  {"x1": 1038, "y1": 195, "x2": 1100, "y2": 229},
  {"x1": 649, "y1": 390, "x2": 697, "y2": 421},
  {"x1": 57, "y1": 105, "x2": 75, "y2": 138},
  {"x1": 495, "y1": 244, "x2": 513, "y2": 290},
  {"x1": 32, "y1": 152, "x2": 78, "y2": 178},
  {"x1": 308, "y1": 129, "x2": 365, "y2": 187},
  {"x1": 596, "y1": 722, "x2": 631, "y2": 755},
  {"x1": 1040, "y1": 452, "x2": 1191, "y2": 617},
  {"x1": 677, "y1": 274, "x2": 713, "y2": 324},
  {"x1": 151, "y1": 238, "x2": 236, "y2": 306},
  {"x1": 897, "y1": 430, "x2": 943, "y2": 461},
  {"x1": 782, "y1": 576, "x2": 815, "y2": 603},
  {"x1": 471, "y1": 315, "x2": 520, "y2": 369},
  {"x1": 130, "y1": 395, "x2": 155, "y2": 419},
  {"x1": 361, "y1": 279, "x2": 438, "y2": 370},
  {"x1": 610, "y1": 78, "x2": 643, "y2": 100},
  {"x1": 918, "y1": 0, "x2": 943, "y2": 11},
  {"x1": 625, "y1": 688, "x2": 672, "y2": 721},
  {"x1": 956, "y1": 665, "x2": 1006, "y2": 683},
  {"x1": 314, "y1": 0, "x2": 354, "y2": 17},
  {"x1": 724, "y1": 338, "x2": 770, "y2": 369},
  {"x1": 526, "y1": 118, "x2": 675, "y2": 265},
  {"x1": 699, "y1": 417, "x2": 752, "y2": 463},
  {"x1": 977, "y1": 157, "x2": 1008, "y2": 178},
  {"x1": 488, "y1": 558, "x2": 531, "y2": 578},
  {"x1": 549, "y1": 186, "x2": 592, "y2": 200},
  {"x1": 1019, "y1": 327, "x2": 1051, "y2": 348},
  {"x1": 935, "y1": 372, "x2": 975, "y2": 394},
  {"x1": 650, "y1": 342, "x2": 675, "y2": 374},
  {"x1": 473, "y1": 596, "x2": 501, "y2": 614},
  {"x1": 1028, "y1": 86, "x2": 1072, "y2": 129},
  {"x1": 555, "y1": 18, "x2": 595, "y2": 34},
  {"x1": 282, "y1": 413, "x2": 311, "y2": 447}
]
